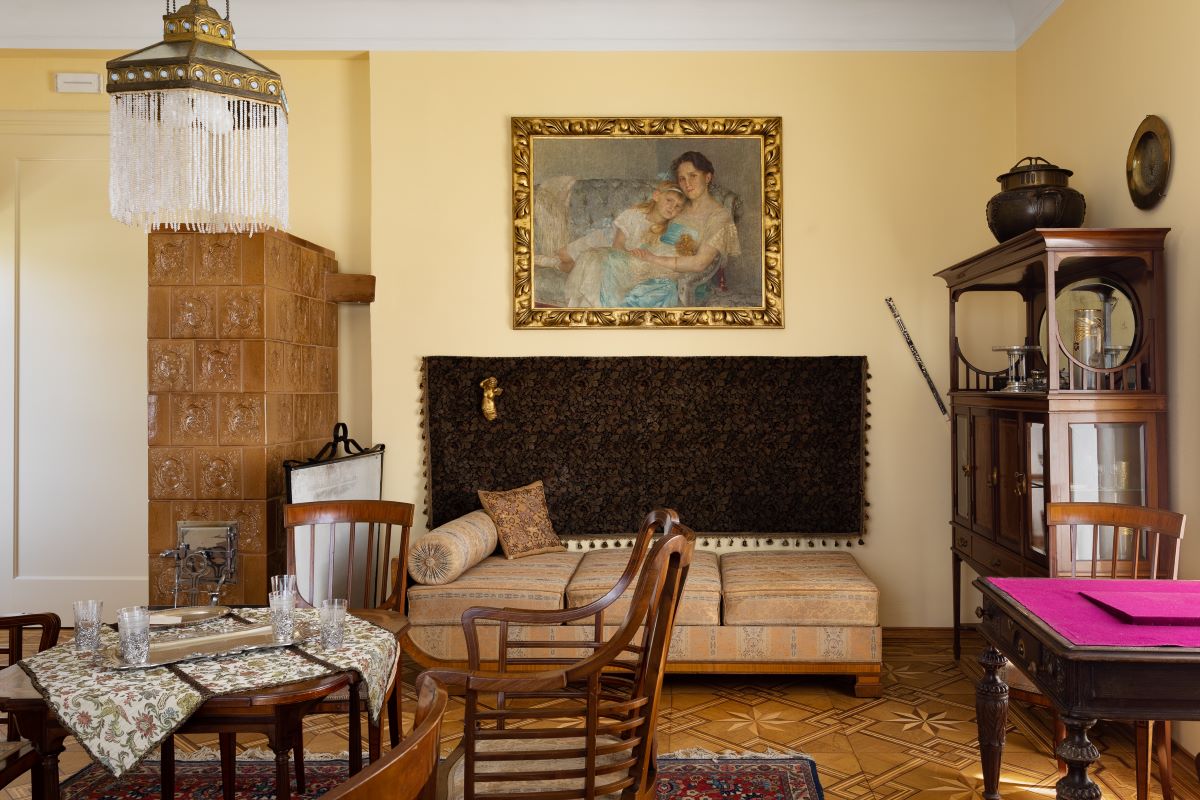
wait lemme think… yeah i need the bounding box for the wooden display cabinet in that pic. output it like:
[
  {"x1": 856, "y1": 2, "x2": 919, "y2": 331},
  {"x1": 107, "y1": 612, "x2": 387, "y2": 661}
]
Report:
[{"x1": 936, "y1": 228, "x2": 1171, "y2": 658}]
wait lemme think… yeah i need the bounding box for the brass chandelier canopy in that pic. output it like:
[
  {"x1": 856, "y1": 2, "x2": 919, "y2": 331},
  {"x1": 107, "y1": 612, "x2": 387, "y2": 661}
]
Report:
[{"x1": 106, "y1": 0, "x2": 289, "y2": 234}]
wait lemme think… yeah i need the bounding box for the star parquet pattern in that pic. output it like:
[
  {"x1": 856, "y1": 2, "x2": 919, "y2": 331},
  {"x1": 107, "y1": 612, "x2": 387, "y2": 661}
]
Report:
[{"x1": 5, "y1": 629, "x2": 1198, "y2": 800}]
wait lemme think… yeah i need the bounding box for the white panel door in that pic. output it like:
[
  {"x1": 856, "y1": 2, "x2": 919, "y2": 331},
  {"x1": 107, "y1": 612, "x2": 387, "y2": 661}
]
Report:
[{"x1": 0, "y1": 112, "x2": 147, "y2": 618}]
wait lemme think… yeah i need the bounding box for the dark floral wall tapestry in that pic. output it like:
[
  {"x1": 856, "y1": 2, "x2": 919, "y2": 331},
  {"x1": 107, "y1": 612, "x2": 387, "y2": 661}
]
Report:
[{"x1": 423, "y1": 356, "x2": 868, "y2": 537}]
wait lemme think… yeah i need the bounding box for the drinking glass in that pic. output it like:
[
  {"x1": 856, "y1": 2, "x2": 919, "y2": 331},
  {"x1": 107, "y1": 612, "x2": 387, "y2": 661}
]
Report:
[
  {"x1": 72, "y1": 599, "x2": 104, "y2": 652},
  {"x1": 269, "y1": 589, "x2": 296, "y2": 643},
  {"x1": 117, "y1": 605, "x2": 150, "y2": 665},
  {"x1": 270, "y1": 574, "x2": 298, "y2": 598},
  {"x1": 318, "y1": 598, "x2": 348, "y2": 650}
]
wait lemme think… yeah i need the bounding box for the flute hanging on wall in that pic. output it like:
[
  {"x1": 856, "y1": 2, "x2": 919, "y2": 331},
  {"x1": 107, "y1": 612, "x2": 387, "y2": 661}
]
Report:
[{"x1": 884, "y1": 297, "x2": 949, "y2": 420}]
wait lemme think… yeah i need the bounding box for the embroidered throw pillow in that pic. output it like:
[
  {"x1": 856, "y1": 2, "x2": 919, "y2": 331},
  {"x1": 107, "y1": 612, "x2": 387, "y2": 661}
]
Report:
[
  {"x1": 477, "y1": 480, "x2": 565, "y2": 559},
  {"x1": 407, "y1": 510, "x2": 499, "y2": 585}
]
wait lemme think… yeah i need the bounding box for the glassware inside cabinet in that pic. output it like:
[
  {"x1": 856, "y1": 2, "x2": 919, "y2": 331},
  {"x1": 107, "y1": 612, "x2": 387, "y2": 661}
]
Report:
[
  {"x1": 1068, "y1": 422, "x2": 1147, "y2": 560},
  {"x1": 1027, "y1": 421, "x2": 1046, "y2": 556}
]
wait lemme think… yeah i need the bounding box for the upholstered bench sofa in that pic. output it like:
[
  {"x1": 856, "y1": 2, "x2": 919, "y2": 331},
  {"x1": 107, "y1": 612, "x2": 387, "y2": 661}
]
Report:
[{"x1": 399, "y1": 509, "x2": 883, "y2": 697}]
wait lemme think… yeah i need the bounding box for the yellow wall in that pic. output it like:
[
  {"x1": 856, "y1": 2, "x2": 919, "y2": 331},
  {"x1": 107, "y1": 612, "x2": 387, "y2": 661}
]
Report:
[
  {"x1": 1016, "y1": 0, "x2": 1200, "y2": 754},
  {"x1": 368, "y1": 52, "x2": 1015, "y2": 627}
]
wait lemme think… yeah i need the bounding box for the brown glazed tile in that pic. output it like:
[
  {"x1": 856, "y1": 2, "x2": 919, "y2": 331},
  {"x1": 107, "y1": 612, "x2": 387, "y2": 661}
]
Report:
[
  {"x1": 294, "y1": 295, "x2": 313, "y2": 345},
  {"x1": 148, "y1": 501, "x2": 175, "y2": 555},
  {"x1": 196, "y1": 447, "x2": 243, "y2": 500},
  {"x1": 147, "y1": 394, "x2": 166, "y2": 445},
  {"x1": 264, "y1": 340, "x2": 288, "y2": 392},
  {"x1": 298, "y1": 345, "x2": 317, "y2": 392},
  {"x1": 265, "y1": 288, "x2": 289, "y2": 342},
  {"x1": 171, "y1": 500, "x2": 222, "y2": 530},
  {"x1": 241, "y1": 233, "x2": 265, "y2": 285},
  {"x1": 324, "y1": 302, "x2": 338, "y2": 348},
  {"x1": 321, "y1": 347, "x2": 337, "y2": 392},
  {"x1": 242, "y1": 554, "x2": 268, "y2": 605},
  {"x1": 195, "y1": 234, "x2": 241, "y2": 285},
  {"x1": 265, "y1": 444, "x2": 291, "y2": 498},
  {"x1": 300, "y1": 247, "x2": 321, "y2": 298},
  {"x1": 148, "y1": 287, "x2": 172, "y2": 338},
  {"x1": 149, "y1": 233, "x2": 194, "y2": 285},
  {"x1": 242, "y1": 340, "x2": 264, "y2": 392},
  {"x1": 170, "y1": 393, "x2": 219, "y2": 446},
  {"x1": 243, "y1": 445, "x2": 267, "y2": 499},
  {"x1": 196, "y1": 340, "x2": 242, "y2": 392},
  {"x1": 148, "y1": 340, "x2": 194, "y2": 392},
  {"x1": 219, "y1": 286, "x2": 265, "y2": 339},
  {"x1": 171, "y1": 287, "x2": 218, "y2": 339},
  {"x1": 317, "y1": 393, "x2": 338, "y2": 439},
  {"x1": 149, "y1": 447, "x2": 195, "y2": 500},
  {"x1": 219, "y1": 393, "x2": 266, "y2": 446},
  {"x1": 221, "y1": 501, "x2": 266, "y2": 555},
  {"x1": 265, "y1": 235, "x2": 292, "y2": 291},
  {"x1": 149, "y1": 558, "x2": 176, "y2": 606},
  {"x1": 266, "y1": 393, "x2": 294, "y2": 444},
  {"x1": 293, "y1": 394, "x2": 315, "y2": 441},
  {"x1": 286, "y1": 343, "x2": 304, "y2": 391}
]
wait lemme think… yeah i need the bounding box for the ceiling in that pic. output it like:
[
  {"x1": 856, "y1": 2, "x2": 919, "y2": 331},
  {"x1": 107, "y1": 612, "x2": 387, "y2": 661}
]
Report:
[{"x1": 7, "y1": 0, "x2": 1061, "y2": 53}]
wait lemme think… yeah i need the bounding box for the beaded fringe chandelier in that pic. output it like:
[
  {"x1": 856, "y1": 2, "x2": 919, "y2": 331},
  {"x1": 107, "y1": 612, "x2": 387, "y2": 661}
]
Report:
[{"x1": 106, "y1": 0, "x2": 288, "y2": 234}]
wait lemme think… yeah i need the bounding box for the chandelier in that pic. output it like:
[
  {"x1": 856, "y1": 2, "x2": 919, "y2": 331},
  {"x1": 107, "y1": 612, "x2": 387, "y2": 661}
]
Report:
[{"x1": 106, "y1": 0, "x2": 288, "y2": 234}]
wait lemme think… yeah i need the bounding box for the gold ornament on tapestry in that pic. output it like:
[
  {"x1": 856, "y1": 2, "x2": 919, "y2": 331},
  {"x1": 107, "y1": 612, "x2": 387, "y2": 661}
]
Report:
[{"x1": 480, "y1": 377, "x2": 503, "y2": 422}]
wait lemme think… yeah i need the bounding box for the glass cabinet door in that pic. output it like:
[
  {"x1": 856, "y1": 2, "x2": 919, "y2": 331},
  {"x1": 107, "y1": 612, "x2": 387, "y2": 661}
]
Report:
[
  {"x1": 1068, "y1": 422, "x2": 1147, "y2": 560},
  {"x1": 1026, "y1": 418, "x2": 1046, "y2": 558}
]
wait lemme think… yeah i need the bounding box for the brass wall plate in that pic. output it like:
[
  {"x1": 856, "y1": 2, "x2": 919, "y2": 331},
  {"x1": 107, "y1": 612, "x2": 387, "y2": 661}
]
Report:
[{"x1": 1126, "y1": 115, "x2": 1171, "y2": 209}]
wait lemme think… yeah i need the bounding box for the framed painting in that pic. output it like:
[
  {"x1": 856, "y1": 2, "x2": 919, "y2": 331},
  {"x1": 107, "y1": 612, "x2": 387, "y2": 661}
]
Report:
[{"x1": 512, "y1": 117, "x2": 782, "y2": 329}]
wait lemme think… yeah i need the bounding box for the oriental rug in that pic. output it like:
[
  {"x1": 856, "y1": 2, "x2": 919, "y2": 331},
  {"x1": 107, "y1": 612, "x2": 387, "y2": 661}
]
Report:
[{"x1": 60, "y1": 752, "x2": 825, "y2": 799}]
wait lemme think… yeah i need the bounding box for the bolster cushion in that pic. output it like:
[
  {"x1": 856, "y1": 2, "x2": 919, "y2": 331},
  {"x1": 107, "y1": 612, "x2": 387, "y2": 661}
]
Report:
[{"x1": 407, "y1": 510, "x2": 499, "y2": 585}]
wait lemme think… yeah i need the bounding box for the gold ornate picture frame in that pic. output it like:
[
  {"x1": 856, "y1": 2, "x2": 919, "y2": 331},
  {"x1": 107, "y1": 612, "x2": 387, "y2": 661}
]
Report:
[{"x1": 512, "y1": 117, "x2": 782, "y2": 329}]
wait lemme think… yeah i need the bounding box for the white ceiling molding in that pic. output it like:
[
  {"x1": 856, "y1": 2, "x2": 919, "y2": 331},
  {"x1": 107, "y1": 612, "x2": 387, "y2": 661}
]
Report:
[{"x1": 4, "y1": 0, "x2": 1062, "y2": 53}]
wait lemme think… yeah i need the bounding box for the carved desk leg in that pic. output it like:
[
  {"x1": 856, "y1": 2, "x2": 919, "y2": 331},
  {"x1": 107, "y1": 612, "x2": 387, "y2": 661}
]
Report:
[
  {"x1": 976, "y1": 644, "x2": 1009, "y2": 800},
  {"x1": 1055, "y1": 716, "x2": 1101, "y2": 800}
]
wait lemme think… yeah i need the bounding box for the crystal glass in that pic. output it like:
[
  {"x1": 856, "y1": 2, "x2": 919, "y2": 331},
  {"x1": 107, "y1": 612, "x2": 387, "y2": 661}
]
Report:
[
  {"x1": 319, "y1": 598, "x2": 348, "y2": 650},
  {"x1": 72, "y1": 600, "x2": 104, "y2": 652},
  {"x1": 269, "y1": 589, "x2": 296, "y2": 643},
  {"x1": 270, "y1": 574, "x2": 298, "y2": 598},
  {"x1": 117, "y1": 605, "x2": 150, "y2": 665}
]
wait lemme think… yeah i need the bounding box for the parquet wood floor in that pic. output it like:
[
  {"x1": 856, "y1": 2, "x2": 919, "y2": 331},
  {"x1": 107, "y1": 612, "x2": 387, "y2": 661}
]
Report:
[{"x1": 5, "y1": 629, "x2": 1197, "y2": 799}]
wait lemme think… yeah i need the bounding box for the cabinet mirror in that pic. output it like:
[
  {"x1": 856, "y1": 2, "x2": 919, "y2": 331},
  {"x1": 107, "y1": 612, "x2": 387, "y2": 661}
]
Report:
[{"x1": 1038, "y1": 278, "x2": 1138, "y2": 371}]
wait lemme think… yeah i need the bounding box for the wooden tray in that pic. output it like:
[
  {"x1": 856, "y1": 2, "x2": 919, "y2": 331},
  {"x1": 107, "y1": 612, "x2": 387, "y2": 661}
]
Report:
[{"x1": 101, "y1": 622, "x2": 317, "y2": 670}]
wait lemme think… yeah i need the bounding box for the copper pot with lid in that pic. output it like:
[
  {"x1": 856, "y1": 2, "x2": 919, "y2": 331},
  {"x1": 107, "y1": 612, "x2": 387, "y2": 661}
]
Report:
[{"x1": 985, "y1": 156, "x2": 1086, "y2": 242}]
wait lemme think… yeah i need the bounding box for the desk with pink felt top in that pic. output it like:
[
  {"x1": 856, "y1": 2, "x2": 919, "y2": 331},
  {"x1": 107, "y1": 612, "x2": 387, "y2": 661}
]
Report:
[{"x1": 973, "y1": 577, "x2": 1200, "y2": 800}]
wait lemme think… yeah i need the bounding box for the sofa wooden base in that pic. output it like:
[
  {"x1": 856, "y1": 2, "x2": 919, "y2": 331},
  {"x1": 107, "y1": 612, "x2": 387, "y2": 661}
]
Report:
[{"x1": 400, "y1": 630, "x2": 882, "y2": 698}]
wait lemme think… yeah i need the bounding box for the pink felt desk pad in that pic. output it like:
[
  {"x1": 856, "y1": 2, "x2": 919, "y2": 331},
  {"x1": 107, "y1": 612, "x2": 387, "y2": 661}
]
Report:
[{"x1": 991, "y1": 578, "x2": 1200, "y2": 647}]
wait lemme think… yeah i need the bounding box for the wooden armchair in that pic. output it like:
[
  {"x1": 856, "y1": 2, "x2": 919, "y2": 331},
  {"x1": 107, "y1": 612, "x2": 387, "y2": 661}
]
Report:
[
  {"x1": 322, "y1": 673, "x2": 449, "y2": 800},
  {"x1": 284, "y1": 500, "x2": 415, "y2": 772},
  {"x1": 1011, "y1": 502, "x2": 1185, "y2": 800},
  {"x1": 0, "y1": 612, "x2": 60, "y2": 792},
  {"x1": 425, "y1": 509, "x2": 696, "y2": 800}
]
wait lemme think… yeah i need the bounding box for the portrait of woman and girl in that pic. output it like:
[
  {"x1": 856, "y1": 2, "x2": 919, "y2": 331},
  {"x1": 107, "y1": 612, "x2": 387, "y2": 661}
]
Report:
[{"x1": 553, "y1": 151, "x2": 742, "y2": 309}]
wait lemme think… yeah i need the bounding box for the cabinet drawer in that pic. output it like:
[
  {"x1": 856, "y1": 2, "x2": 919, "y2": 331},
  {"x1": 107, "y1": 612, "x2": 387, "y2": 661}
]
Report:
[
  {"x1": 952, "y1": 528, "x2": 972, "y2": 558},
  {"x1": 974, "y1": 538, "x2": 1023, "y2": 576}
]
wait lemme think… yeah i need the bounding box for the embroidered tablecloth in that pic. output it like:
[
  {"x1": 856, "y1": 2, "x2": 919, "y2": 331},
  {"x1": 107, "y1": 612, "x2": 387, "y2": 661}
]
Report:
[{"x1": 20, "y1": 608, "x2": 398, "y2": 777}]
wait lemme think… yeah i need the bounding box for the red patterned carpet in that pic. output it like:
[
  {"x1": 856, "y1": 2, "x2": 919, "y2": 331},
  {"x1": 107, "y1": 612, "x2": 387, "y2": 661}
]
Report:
[{"x1": 62, "y1": 753, "x2": 824, "y2": 799}]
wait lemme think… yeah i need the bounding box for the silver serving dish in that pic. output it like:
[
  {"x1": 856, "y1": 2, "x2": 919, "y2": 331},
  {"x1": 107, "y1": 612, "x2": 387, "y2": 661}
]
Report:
[
  {"x1": 101, "y1": 621, "x2": 317, "y2": 671},
  {"x1": 148, "y1": 605, "x2": 231, "y2": 628}
]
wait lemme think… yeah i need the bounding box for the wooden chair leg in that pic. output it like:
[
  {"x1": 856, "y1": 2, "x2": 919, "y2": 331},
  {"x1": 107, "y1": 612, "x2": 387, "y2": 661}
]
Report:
[
  {"x1": 219, "y1": 732, "x2": 237, "y2": 800},
  {"x1": 293, "y1": 731, "x2": 305, "y2": 794},
  {"x1": 1156, "y1": 720, "x2": 1174, "y2": 800},
  {"x1": 348, "y1": 681, "x2": 363, "y2": 774},
  {"x1": 387, "y1": 681, "x2": 402, "y2": 747},
  {"x1": 1134, "y1": 720, "x2": 1150, "y2": 800},
  {"x1": 161, "y1": 734, "x2": 175, "y2": 800},
  {"x1": 1053, "y1": 714, "x2": 1068, "y2": 776}
]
